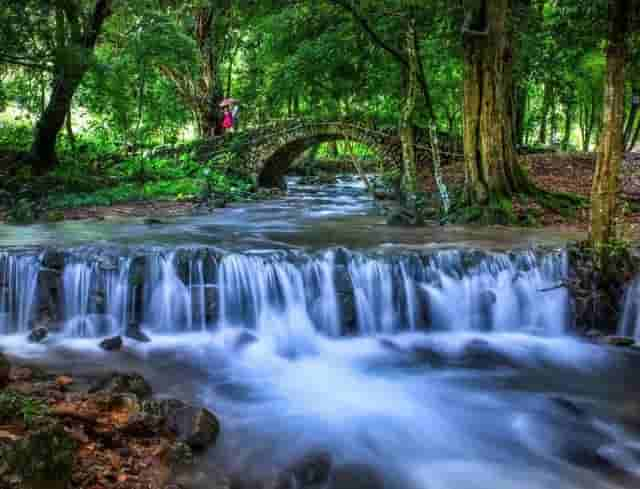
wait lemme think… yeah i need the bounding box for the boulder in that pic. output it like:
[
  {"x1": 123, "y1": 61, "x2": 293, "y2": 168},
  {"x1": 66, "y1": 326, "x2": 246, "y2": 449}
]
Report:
[
  {"x1": 89, "y1": 372, "x2": 152, "y2": 399},
  {"x1": 100, "y1": 336, "x2": 123, "y2": 351},
  {"x1": 27, "y1": 326, "x2": 48, "y2": 343},
  {"x1": 275, "y1": 451, "x2": 333, "y2": 489},
  {"x1": 456, "y1": 339, "x2": 518, "y2": 369},
  {"x1": 146, "y1": 399, "x2": 220, "y2": 451},
  {"x1": 0, "y1": 353, "x2": 9, "y2": 388},
  {"x1": 231, "y1": 331, "x2": 258, "y2": 351},
  {"x1": 125, "y1": 324, "x2": 151, "y2": 343},
  {"x1": 167, "y1": 403, "x2": 220, "y2": 451},
  {"x1": 603, "y1": 336, "x2": 635, "y2": 347}
]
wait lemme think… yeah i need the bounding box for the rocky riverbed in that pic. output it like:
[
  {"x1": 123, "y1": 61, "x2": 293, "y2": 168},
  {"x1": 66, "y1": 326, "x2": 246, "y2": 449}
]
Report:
[{"x1": 0, "y1": 353, "x2": 219, "y2": 489}]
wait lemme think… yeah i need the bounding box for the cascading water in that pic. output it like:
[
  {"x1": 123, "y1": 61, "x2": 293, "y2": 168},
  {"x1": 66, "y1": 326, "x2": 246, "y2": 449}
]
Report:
[
  {"x1": 0, "y1": 246, "x2": 571, "y2": 340},
  {"x1": 619, "y1": 277, "x2": 640, "y2": 339},
  {"x1": 0, "y1": 251, "x2": 41, "y2": 334}
]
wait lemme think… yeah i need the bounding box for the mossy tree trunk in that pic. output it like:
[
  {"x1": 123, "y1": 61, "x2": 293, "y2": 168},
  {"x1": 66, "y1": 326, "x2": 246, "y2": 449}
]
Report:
[
  {"x1": 590, "y1": 0, "x2": 632, "y2": 251},
  {"x1": 29, "y1": 0, "x2": 113, "y2": 175},
  {"x1": 462, "y1": 0, "x2": 529, "y2": 207},
  {"x1": 399, "y1": 16, "x2": 419, "y2": 201}
]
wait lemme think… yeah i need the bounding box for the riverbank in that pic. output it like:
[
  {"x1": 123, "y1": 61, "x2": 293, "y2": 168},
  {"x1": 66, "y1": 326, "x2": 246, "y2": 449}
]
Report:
[
  {"x1": 420, "y1": 151, "x2": 640, "y2": 234},
  {"x1": 0, "y1": 353, "x2": 219, "y2": 489}
]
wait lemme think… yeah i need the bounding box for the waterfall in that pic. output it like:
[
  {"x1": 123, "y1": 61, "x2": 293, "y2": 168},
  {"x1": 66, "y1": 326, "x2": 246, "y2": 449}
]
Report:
[
  {"x1": 144, "y1": 252, "x2": 194, "y2": 332},
  {"x1": 0, "y1": 247, "x2": 571, "y2": 340},
  {"x1": 619, "y1": 277, "x2": 640, "y2": 339},
  {"x1": 0, "y1": 252, "x2": 41, "y2": 334}
]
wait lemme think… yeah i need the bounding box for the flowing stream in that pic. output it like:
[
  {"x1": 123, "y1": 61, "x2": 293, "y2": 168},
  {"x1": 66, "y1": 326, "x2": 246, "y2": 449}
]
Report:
[{"x1": 2, "y1": 177, "x2": 640, "y2": 489}]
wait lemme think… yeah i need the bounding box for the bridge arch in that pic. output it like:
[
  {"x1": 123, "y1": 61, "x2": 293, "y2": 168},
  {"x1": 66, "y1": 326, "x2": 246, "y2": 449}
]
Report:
[{"x1": 252, "y1": 122, "x2": 399, "y2": 188}]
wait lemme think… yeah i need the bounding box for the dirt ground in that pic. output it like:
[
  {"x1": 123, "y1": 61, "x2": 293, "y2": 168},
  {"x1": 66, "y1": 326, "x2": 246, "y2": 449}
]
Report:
[{"x1": 420, "y1": 152, "x2": 640, "y2": 236}]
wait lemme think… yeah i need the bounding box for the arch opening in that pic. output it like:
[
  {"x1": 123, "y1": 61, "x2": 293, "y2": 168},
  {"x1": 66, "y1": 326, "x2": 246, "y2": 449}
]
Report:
[{"x1": 256, "y1": 131, "x2": 386, "y2": 189}]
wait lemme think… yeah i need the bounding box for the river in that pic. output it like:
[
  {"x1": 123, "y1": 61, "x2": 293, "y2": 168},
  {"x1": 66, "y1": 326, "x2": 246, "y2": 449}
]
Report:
[{"x1": 2, "y1": 176, "x2": 640, "y2": 489}]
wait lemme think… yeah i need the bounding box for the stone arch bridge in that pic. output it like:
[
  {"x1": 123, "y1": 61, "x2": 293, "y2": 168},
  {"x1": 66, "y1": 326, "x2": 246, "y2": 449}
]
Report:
[{"x1": 182, "y1": 119, "x2": 451, "y2": 188}]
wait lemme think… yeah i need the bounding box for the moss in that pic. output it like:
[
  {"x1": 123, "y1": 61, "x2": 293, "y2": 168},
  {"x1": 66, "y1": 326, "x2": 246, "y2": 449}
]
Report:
[
  {"x1": 4, "y1": 424, "x2": 76, "y2": 489},
  {"x1": 0, "y1": 390, "x2": 49, "y2": 427}
]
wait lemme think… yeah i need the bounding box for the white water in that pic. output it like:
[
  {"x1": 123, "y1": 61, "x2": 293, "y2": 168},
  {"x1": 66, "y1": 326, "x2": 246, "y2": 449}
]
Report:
[
  {"x1": 0, "y1": 251, "x2": 41, "y2": 334},
  {"x1": 0, "y1": 247, "x2": 571, "y2": 341}
]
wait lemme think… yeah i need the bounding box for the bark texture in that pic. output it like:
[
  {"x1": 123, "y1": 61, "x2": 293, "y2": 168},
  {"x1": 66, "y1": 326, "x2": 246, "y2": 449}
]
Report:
[
  {"x1": 399, "y1": 17, "x2": 419, "y2": 200},
  {"x1": 590, "y1": 0, "x2": 632, "y2": 249},
  {"x1": 462, "y1": 0, "x2": 528, "y2": 205}
]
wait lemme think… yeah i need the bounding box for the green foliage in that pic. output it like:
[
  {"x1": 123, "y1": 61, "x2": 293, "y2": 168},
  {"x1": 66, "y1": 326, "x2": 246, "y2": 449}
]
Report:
[
  {"x1": 0, "y1": 390, "x2": 49, "y2": 428},
  {"x1": 4, "y1": 424, "x2": 76, "y2": 488}
]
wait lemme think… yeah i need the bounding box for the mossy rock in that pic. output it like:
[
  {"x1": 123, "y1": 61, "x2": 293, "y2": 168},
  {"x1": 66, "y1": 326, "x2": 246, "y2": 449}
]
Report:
[
  {"x1": 2, "y1": 423, "x2": 76, "y2": 489},
  {"x1": 45, "y1": 210, "x2": 65, "y2": 222}
]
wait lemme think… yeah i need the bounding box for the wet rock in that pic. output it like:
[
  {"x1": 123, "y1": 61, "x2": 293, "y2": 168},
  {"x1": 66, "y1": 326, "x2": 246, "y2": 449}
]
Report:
[
  {"x1": 149, "y1": 399, "x2": 220, "y2": 451},
  {"x1": 411, "y1": 343, "x2": 447, "y2": 367},
  {"x1": 585, "y1": 329, "x2": 604, "y2": 340},
  {"x1": 89, "y1": 372, "x2": 152, "y2": 399},
  {"x1": 479, "y1": 290, "x2": 497, "y2": 306},
  {"x1": 378, "y1": 338, "x2": 405, "y2": 354},
  {"x1": 125, "y1": 324, "x2": 151, "y2": 343},
  {"x1": 337, "y1": 292, "x2": 357, "y2": 335},
  {"x1": 387, "y1": 207, "x2": 424, "y2": 226},
  {"x1": 275, "y1": 451, "x2": 333, "y2": 489},
  {"x1": 333, "y1": 266, "x2": 353, "y2": 294},
  {"x1": 171, "y1": 405, "x2": 220, "y2": 450},
  {"x1": 100, "y1": 336, "x2": 123, "y2": 351},
  {"x1": 0, "y1": 353, "x2": 9, "y2": 387},
  {"x1": 121, "y1": 411, "x2": 162, "y2": 436},
  {"x1": 549, "y1": 396, "x2": 587, "y2": 418},
  {"x1": 232, "y1": 331, "x2": 258, "y2": 351},
  {"x1": 603, "y1": 336, "x2": 635, "y2": 347},
  {"x1": 456, "y1": 339, "x2": 518, "y2": 369},
  {"x1": 27, "y1": 326, "x2": 48, "y2": 343},
  {"x1": 331, "y1": 464, "x2": 384, "y2": 489}
]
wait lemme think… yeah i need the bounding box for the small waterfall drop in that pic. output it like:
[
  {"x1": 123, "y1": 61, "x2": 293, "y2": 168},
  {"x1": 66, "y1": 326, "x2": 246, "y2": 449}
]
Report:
[
  {"x1": 144, "y1": 252, "x2": 194, "y2": 332},
  {"x1": 619, "y1": 277, "x2": 640, "y2": 339},
  {"x1": 0, "y1": 246, "x2": 571, "y2": 341},
  {"x1": 0, "y1": 252, "x2": 41, "y2": 334}
]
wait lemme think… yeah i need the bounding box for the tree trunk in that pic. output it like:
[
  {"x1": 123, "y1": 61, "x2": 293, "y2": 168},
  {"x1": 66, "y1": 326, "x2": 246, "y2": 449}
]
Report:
[
  {"x1": 513, "y1": 83, "x2": 527, "y2": 147},
  {"x1": 29, "y1": 0, "x2": 113, "y2": 175},
  {"x1": 30, "y1": 73, "x2": 84, "y2": 174},
  {"x1": 590, "y1": 0, "x2": 632, "y2": 250},
  {"x1": 462, "y1": 0, "x2": 528, "y2": 206},
  {"x1": 538, "y1": 82, "x2": 553, "y2": 145},
  {"x1": 399, "y1": 17, "x2": 419, "y2": 201},
  {"x1": 65, "y1": 108, "x2": 76, "y2": 150},
  {"x1": 561, "y1": 95, "x2": 574, "y2": 151}
]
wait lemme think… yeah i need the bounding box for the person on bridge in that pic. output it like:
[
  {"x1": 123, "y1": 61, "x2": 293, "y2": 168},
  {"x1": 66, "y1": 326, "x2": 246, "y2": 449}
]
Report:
[{"x1": 222, "y1": 107, "x2": 234, "y2": 133}]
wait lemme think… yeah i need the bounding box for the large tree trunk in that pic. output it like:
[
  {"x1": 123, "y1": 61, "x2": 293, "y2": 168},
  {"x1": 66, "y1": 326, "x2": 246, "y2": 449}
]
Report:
[
  {"x1": 590, "y1": 0, "x2": 632, "y2": 250},
  {"x1": 29, "y1": 0, "x2": 113, "y2": 175},
  {"x1": 399, "y1": 17, "x2": 419, "y2": 201},
  {"x1": 30, "y1": 74, "x2": 84, "y2": 174},
  {"x1": 462, "y1": 0, "x2": 528, "y2": 206}
]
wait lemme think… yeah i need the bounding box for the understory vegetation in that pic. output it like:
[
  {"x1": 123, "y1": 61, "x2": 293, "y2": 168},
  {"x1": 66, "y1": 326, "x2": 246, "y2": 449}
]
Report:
[{"x1": 0, "y1": 0, "x2": 638, "y2": 250}]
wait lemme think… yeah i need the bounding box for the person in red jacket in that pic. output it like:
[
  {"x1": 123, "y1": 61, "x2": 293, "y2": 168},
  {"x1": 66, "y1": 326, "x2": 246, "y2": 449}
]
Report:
[{"x1": 222, "y1": 107, "x2": 234, "y2": 133}]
